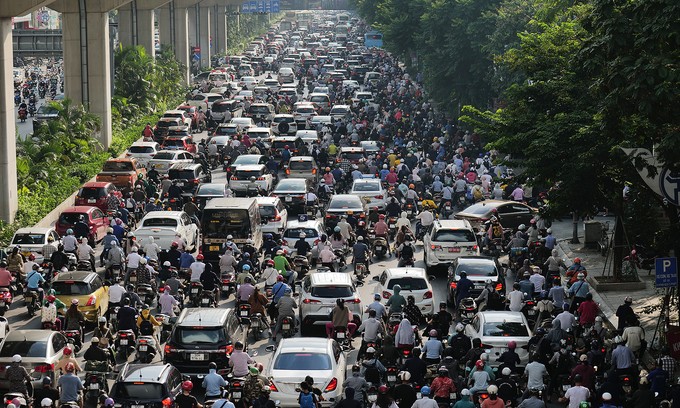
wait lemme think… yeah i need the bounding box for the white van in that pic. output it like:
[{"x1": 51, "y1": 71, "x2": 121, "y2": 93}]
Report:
[{"x1": 423, "y1": 219, "x2": 479, "y2": 272}]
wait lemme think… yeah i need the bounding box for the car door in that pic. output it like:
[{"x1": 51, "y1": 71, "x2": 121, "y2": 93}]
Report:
[
  {"x1": 510, "y1": 203, "x2": 533, "y2": 226},
  {"x1": 496, "y1": 204, "x2": 518, "y2": 228},
  {"x1": 90, "y1": 209, "x2": 107, "y2": 240}
]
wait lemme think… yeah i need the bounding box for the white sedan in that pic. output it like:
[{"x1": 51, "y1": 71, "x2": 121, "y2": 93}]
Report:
[
  {"x1": 265, "y1": 338, "x2": 346, "y2": 408},
  {"x1": 133, "y1": 211, "x2": 199, "y2": 251},
  {"x1": 464, "y1": 311, "x2": 533, "y2": 367}
]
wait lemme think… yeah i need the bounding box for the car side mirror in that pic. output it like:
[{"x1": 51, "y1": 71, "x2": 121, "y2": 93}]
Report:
[
  {"x1": 428, "y1": 275, "x2": 436, "y2": 281},
  {"x1": 372, "y1": 275, "x2": 380, "y2": 282}
]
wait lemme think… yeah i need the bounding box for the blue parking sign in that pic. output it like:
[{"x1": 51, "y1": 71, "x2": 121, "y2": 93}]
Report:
[{"x1": 656, "y1": 257, "x2": 678, "y2": 288}]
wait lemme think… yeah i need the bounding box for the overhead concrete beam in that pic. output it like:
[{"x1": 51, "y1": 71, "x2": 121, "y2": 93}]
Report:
[
  {"x1": 137, "y1": 0, "x2": 172, "y2": 9},
  {"x1": 0, "y1": 0, "x2": 56, "y2": 18},
  {"x1": 50, "y1": 0, "x2": 131, "y2": 13}
]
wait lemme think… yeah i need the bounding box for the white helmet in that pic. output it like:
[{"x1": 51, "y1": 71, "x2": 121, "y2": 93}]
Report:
[
  {"x1": 518, "y1": 224, "x2": 526, "y2": 231},
  {"x1": 461, "y1": 389, "x2": 471, "y2": 396},
  {"x1": 299, "y1": 232, "x2": 307, "y2": 238},
  {"x1": 455, "y1": 323, "x2": 465, "y2": 332},
  {"x1": 98, "y1": 316, "x2": 107, "y2": 324},
  {"x1": 41, "y1": 398, "x2": 53, "y2": 407},
  {"x1": 227, "y1": 235, "x2": 234, "y2": 240},
  {"x1": 140, "y1": 258, "x2": 147, "y2": 265},
  {"x1": 398, "y1": 371, "x2": 411, "y2": 381},
  {"x1": 131, "y1": 246, "x2": 138, "y2": 253},
  {"x1": 502, "y1": 367, "x2": 511, "y2": 376},
  {"x1": 487, "y1": 385, "x2": 498, "y2": 395},
  {"x1": 12, "y1": 354, "x2": 21, "y2": 363}
]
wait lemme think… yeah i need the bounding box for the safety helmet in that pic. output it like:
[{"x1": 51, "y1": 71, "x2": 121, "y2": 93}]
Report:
[
  {"x1": 508, "y1": 341, "x2": 516, "y2": 350},
  {"x1": 429, "y1": 329, "x2": 437, "y2": 337},
  {"x1": 475, "y1": 360, "x2": 485, "y2": 369},
  {"x1": 398, "y1": 371, "x2": 411, "y2": 381},
  {"x1": 501, "y1": 367, "x2": 511, "y2": 376},
  {"x1": 366, "y1": 347, "x2": 376, "y2": 354},
  {"x1": 196, "y1": 254, "x2": 204, "y2": 260},
  {"x1": 455, "y1": 323, "x2": 465, "y2": 332},
  {"x1": 420, "y1": 386, "x2": 431, "y2": 396},
  {"x1": 139, "y1": 258, "x2": 147, "y2": 265},
  {"x1": 65, "y1": 362, "x2": 75, "y2": 372},
  {"x1": 171, "y1": 242, "x2": 179, "y2": 248},
  {"x1": 182, "y1": 380, "x2": 193, "y2": 391},
  {"x1": 518, "y1": 224, "x2": 526, "y2": 231},
  {"x1": 243, "y1": 264, "x2": 251, "y2": 271},
  {"x1": 461, "y1": 389, "x2": 470, "y2": 396},
  {"x1": 357, "y1": 236, "x2": 364, "y2": 241},
  {"x1": 47, "y1": 295, "x2": 56, "y2": 302},
  {"x1": 98, "y1": 316, "x2": 107, "y2": 324},
  {"x1": 577, "y1": 272, "x2": 585, "y2": 279},
  {"x1": 243, "y1": 252, "x2": 250, "y2": 259},
  {"x1": 574, "y1": 257, "x2": 581, "y2": 264},
  {"x1": 334, "y1": 226, "x2": 341, "y2": 233},
  {"x1": 41, "y1": 398, "x2": 53, "y2": 407},
  {"x1": 277, "y1": 275, "x2": 284, "y2": 281},
  {"x1": 104, "y1": 398, "x2": 115, "y2": 407},
  {"x1": 71, "y1": 298, "x2": 79, "y2": 305},
  {"x1": 438, "y1": 366, "x2": 448, "y2": 375},
  {"x1": 227, "y1": 235, "x2": 234, "y2": 240},
  {"x1": 299, "y1": 232, "x2": 307, "y2": 238},
  {"x1": 66, "y1": 229, "x2": 73, "y2": 235},
  {"x1": 409, "y1": 184, "x2": 415, "y2": 189},
  {"x1": 267, "y1": 260, "x2": 275, "y2": 266},
  {"x1": 12, "y1": 354, "x2": 22, "y2": 363},
  {"x1": 487, "y1": 385, "x2": 498, "y2": 395}
]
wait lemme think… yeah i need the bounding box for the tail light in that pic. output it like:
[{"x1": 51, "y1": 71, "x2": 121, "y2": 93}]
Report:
[
  {"x1": 324, "y1": 377, "x2": 338, "y2": 392},
  {"x1": 313, "y1": 239, "x2": 320, "y2": 245},
  {"x1": 449, "y1": 282, "x2": 457, "y2": 289},
  {"x1": 269, "y1": 382, "x2": 278, "y2": 392},
  {"x1": 479, "y1": 393, "x2": 489, "y2": 399},
  {"x1": 495, "y1": 283, "x2": 503, "y2": 291},
  {"x1": 285, "y1": 168, "x2": 291, "y2": 175},
  {"x1": 257, "y1": 177, "x2": 265, "y2": 181},
  {"x1": 312, "y1": 168, "x2": 317, "y2": 174},
  {"x1": 164, "y1": 344, "x2": 177, "y2": 354},
  {"x1": 423, "y1": 291, "x2": 432, "y2": 299},
  {"x1": 430, "y1": 245, "x2": 442, "y2": 251},
  {"x1": 222, "y1": 278, "x2": 232, "y2": 284},
  {"x1": 162, "y1": 398, "x2": 172, "y2": 406},
  {"x1": 302, "y1": 298, "x2": 321, "y2": 304},
  {"x1": 281, "y1": 239, "x2": 288, "y2": 246},
  {"x1": 375, "y1": 195, "x2": 383, "y2": 199},
  {"x1": 86, "y1": 295, "x2": 96, "y2": 306},
  {"x1": 274, "y1": 213, "x2": 282, "y2": 221},
  {"x1": 402, "y1": 348, "x2": 411, "y2": 356},
  {"x1": 159, "y1": 287, "x2": 165, "y2": 293},
  {"x1": 194, "y1": 179, "x2": 199, "y2": 184},
  {"x1": 231, "y1": 176, "x2": 237, "y2": 180},
  {"x1": 139, "y1": 339, "x2": 148, "y2": 344},
  {"x1": 346, "y1": 297, "x2": 361, "y2": 303},
  {"x1": 34, "y1": 363, "x2": 54, "y2": 373},
  {"x1": 220, "y1": 345, "x2": 234, "y2": 355},
  {"x1": 121, "y1": 333, "x2": 128, "y2": 338},
  {"x1": 382, "y1": 291, "x2": 391, "y2": 299}
]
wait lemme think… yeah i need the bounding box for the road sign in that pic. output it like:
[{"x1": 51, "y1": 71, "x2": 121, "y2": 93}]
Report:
[
  {"x1": 660, "y1": 168, "x2": 680, "y2": 207},
  {"x1": 257, "y1": 0, "x2": 265, "y2": 12},
  {"x1": 656, "y1": 257, "x2": 678, "y2": 288},
  {"x1": 241, "y1": 2, "x2": 250, "y2": 13},
  {"x1": 249, "y1": 1, "x2": 257, "y2": 12},
  {"x1": 271, "y1": 0, "x2": 280, "y2": 12}
]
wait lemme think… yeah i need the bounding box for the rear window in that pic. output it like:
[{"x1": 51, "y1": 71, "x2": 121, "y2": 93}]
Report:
[
  {"x1": 329, "y1": 197, "x2": 362, "y2": 209},
  {"x1": 433, "y1": 229, "x2": 476, "y2": 242},
  {"x1": 386, "y1": 277, "x2": 428, "y2": 291},
  {"x1": 112, "y1": 383, "x2": 164, "y2": 400},
  {"x1": 141, "y1": 218, "x2": 178, "y2": 228},
  {"x1": 233, "y1": 156, "x2": 261, "y2": 165},
  {"x1": 310, "y1": 96, "x2": 329, "y2": 103},
  {"x1": 456, "y1": 263, "x2": 498, "y2": 277},
  {"x1": 310, "y1": 285, "x2": 353, "y2": 298},
  {"x1": 214, "y1": 126, "x2": 237, "y2": 135},
  {"x1": 275, "y1": 180, "x2": 306, "y2": 191},
  {"x1": 296, "y1": 107, "x2": 315, "y2": 114},
  {"x1": 102, "y1": 161, "x2": 134, "y2": 172},
  {"x1": 208, "y1": 96, "x2": 224, "y2": 103},
  {"x1": 164, "y1": 139, "x2": 186, "y2": 148},
  {"x1": 196, "y1": 184, "x2": 225, "y2": 196},
  {"x1": 258, "y1": 205, "x2": 278, "y2": 219},
  {"x1": 352, "y1": 183, "x2": 379, "y2": 192},
  {"x1": 340, "y1": 152, "x2": 365, "y2": 161},
  {"x1": 191, "y1": 95, "x2": 206, "y2": 101},
  {"x1": 273, "y1": 117, "x2": 295, "y2": 124},
  {"x1": 289, "y1": 161, "x2": 312, "y2": 170},
  {"x1": 152, "y1": 152, "x2": 175, "y2": 161},
  {"x1": 52, "y1": 282, "x2": 91, "y2": 296},
  {"x1": 59, "y1": 213, "x2": 85, "y2": 225},
  {"x1": 461, "y1": 203, "x2": 494, "y2": 215},
  {"x1": 78, "y1": 187, "x2": 105, "y2": 199},
  {"x1": 482, "y1": 322, "x2": 529, "y2": 337},
  {"x1": 212, "y1": 103, "x2": 232, "y2": 112},
  {"x1": 129, "y1": 146, "x2": 156, "y2": 154},
  {"x1": 235, "y1": 170, "x2": 262, "y2": 179},
  {"x1": 249, "y1": 105, "x2": 272, "y2": 114},
  {"x1": 169, "y1": 169, "x2": 196, "y2": 180},
  {"x1": 156, "y1": 121, "x2": 176, "y2": 128},
  {"x1": 284, "y1": 228, "x2": 319, "y2": 239},
  {"x1": 174, "y1": 326, "x2": 226, "y2": 344},
  {"x1": 0, "y1": 340, "x2": 48, "y2": 357},
  {"x1": 274, "y1": 353, "x2": 331, "y2": 370},
  {"x1": 12, "y1": 234, "x2": 45, "y2": 245}
]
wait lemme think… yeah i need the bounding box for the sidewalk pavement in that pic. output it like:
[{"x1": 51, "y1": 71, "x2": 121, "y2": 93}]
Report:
[{"x1": 556, "y1": 235, "x2": 663, "y2": 365}]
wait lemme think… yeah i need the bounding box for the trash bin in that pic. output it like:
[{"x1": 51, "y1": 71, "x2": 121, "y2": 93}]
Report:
[{"x1": 583, "y1": 220, "x2": 602, "y2": 249}]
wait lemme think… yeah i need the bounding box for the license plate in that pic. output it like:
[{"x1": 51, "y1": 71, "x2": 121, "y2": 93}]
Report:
[
  {"x1": 375, "y1": 246, "x2": 382, "y2": 250},
  {"x1": 450, "y1": 393, "x2": 457, "y2": 400},
  {"x1": 388, "y1": 375, "x2": 396, "y2": 383},
  {"x1": 120, "y1": 339, "x2": 128, "y2": 345},
  {"x1": 222, "y1": 285, "x2": 229, "y2": 291},
  {"x1": 528, "y1": 310, "x2": 536, "y2": 315},
  {"x1": 190, "y1": 354, "x2": 206, "y2": 361},
  {"x1": 209, "y1": 245, "x2": 221, "y2": 251},
  {"x1": 88, "y1": 199, "x2": 96, "y2": 203},
  {"x1": 130, "y1": 276, "x2": 137, "y2": 282},
  {"x1": 232, "y1": 392, "x2": 242, "y2": 399},
  {"x1": 336, "y1": 332, "x2": 345, "y2": 339},
  {"x1": 132, "y1": 405, "x2": 144, "y2": 408},
  {"x1": 562, "y1": 385, "x2": 569, "y2": 391},
  {"x1": 0, "y1": 302, "x2": 5, "y2": 306},
  {"x1": 90, "y1": 383, "x2": 99, "y2": 389},
  {"x1": 282, "y1": 324, "x2": 290, "y2": 330},
  {"x1": 285, "y1": 196, "x2": 292, "y2": 202},
  {"x1": 192, "y1": 288, "x2": 199, "y2": 293},
  {"x1": 201, "y1": 298, "x2": 209, "y2": 304},
  {"x1": 177, "y1": 182, "x2": 184, "y2": 187},
  {"x1": 240, "y1": 310, "x2": 249, "y2": 317},
  {"x1": 448, "y1": 247, "x2": 461, "y2": 253},
  {"x1": 139, "y1": 345, "x2": 148, "y2": 351}
]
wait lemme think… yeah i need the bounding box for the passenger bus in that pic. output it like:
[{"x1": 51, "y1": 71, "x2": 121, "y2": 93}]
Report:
[
  {"x1": 364, "y1": 31, "x2": 384, "y2": 48},
  {"x1": 336, "y1": 13, "x2": 350, "y2": 23},
  {"x1": 200, "y1": 198, "x2": 262, "y2": 267}
]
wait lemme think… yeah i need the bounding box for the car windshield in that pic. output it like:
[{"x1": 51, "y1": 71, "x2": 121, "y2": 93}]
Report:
[
  {"x1": 37, "y1": 105, "x2": 58, "y2": 115},
  {"x1": 129, "y1": 146, "x2": 155, "y2": 154},
  {"x1": 310, "y1": 96, "x2": 328, "y2": 103},
  {"x1": 289, "y1": 161, "x2": 312, "y2": 170},
  {"x1": 102, "y1": 161, "x2": 134, "y2": 172},
  {"x1": 196, "y1": 185, "x2": 225, "y2": 196},
  {"x1": 284, "y1": 228, "x2": 319, "y2": 238},
  {"x1": 258, "y1": 205, "x2": 277, "y2": 219},
  {"x1": 274, "y1": 117, "x2": 295, "y2": 123},
  {"x1": 456, "y1": 263, "x2": 497, "y2": 277},
  {"x1": 234, "y1": 156, "x2": 261, "y2": 165},
  {"x1": 274, "y1": 353, "x2": 331, "y2": 370},
  {"x1": 461, "y1": 203, "x2": 495, "y2": 215},
  {"x1": 163, "y1": 139, "x2": 186, "y2": 147},
  {"x1": 191, "y1": 95, "x2": 206, "y2": 101},
  {"x1": 169, "y1": 170, "x2": 197, "y2": 180},
  {"x1": 212, "y1": 103, "x2": 232, "y2": 112},
  {"x1": 433, "y1": 230, "x2": 476, "y2": 242},
  {"x1": 151, "y1": 152, "x2": 175, "y2": 161},
  {"x1": 352, "y1": 183, "x2": 379, "y2": 192},
  {"x1": 214, "y1": 126, "x2": 237, "y2": 135},
  {"x1": 58, "y1": 213, "x2": 85, "y2": 225},
  {"x1": 310, "y1": 285, "x2": 353, "y2": 298},
  {"x1": 52, "y1": 281, "x2": 91, "y2": 296},
  {"x1": 482, "y1": 321, "x2": 529, "y2": 337},
  {"x1": 0, "y1": 340, "x2": 48, "y2": 357},
  {"x1": 112, "y1": 383, "x2": 164, "y2": 400},
  {"x1": 296, "y1": 107, "x2": 315, "y2": 114},
  {"x1": 275, "y1": 180, "x2": 305, "y2": 191},
  {"x1": 328, "y1": 197, "x2": 361, "y2": 209},
  {"x1": 249, "y1": 105, "x2": 271, "y2": 113},
  {"x1": 141, "y1": 218, "x2": 178, "y2": 228},
  {"x1": 78, "y1": 187, "x2": 106, "y2": 199},
  {"x1": 12, "y1": 233, "x2": 45, "y2": 245},
  {"x1": 174, "y1": 327, "x2": 226, "y2": 344},
  {"x1": 386, "y1": 277, "x2": 428, "y2": 291},
  {"x1": 202, "y1": 209, "x2": 250, "y2": 238},
  {"x1": 340, "y1": 152, "x2": 364, "y2": 160}
]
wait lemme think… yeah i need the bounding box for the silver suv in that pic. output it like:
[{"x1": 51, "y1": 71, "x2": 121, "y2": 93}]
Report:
[{"x1": 298, "y1": 272, "x2": 362, "y2": 336}]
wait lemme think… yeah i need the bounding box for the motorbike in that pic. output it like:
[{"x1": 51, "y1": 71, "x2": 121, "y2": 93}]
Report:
[
  {"x1": 280, "y1": 315, "x2": 295, "y2": 338},
  {"x1": 63, "y1": 328, "x2": 82, "y2": 353},
  {"x1": 249, "y1": 311, "x2": 267, "y2": 341},
  {"x1": 333, "y1": 326, "x2": 352, "y2": 350},
  {"x1": 219, "y1": 273, "x2": 236, "y2": 298},
  {"x1": 83, "y1": 360, "x2": 111, "y2": 403},
  {"x1": 110, "y1": 306, "x2": 120, "y2": 332},
  {"x1": 76, "y1": 260, "x2": 92, "y2": 271},
  {"x1": 365, "y1": 386, "x2": 378, "y2": 406},
  {"x1": 354, "y1": 261, "x2": 368, "y2": 280},
  {"x1": 18, "y1": 107, "x2": 27, "y2": 122},
  {"x1": 136, "y1": 283, "x2": 156, "y2": 306},
  {"x1": 0, "y1": 287, "x2": 13, "y2": 316},
  {"x1": 189, "y1": 281, "x2": 203, "y2": 306},
  {"x1": 28, "y1": 102, "x2": 36, "y2": 116},
  {"x1": 24, "y1": 288, "x2": 41, "y2": 317},
  {"x1": 458, "y1": 297, "x2": 478, "y2": 323},
  {"x1": 200, "y1": 288, "x2": 217, "y2": 307},
  {"x1": 405, "y1": 202, "x2": 416, "y2": 219},
  {"x1": 157, "y1": 314, "x2": 177, "y2": 344},
  {"x1": 229, "y1": 376, "x2": 246, "y2": 404},
  {"x1": 385, "y1": 366, "x2": 399, "y2": 386},
  {"x1": 370, "y1": 233, "x2": 388, "y2": 259},
  {"x1": 135, "y1": 335, "x2": 158, "y2": 363},
  {"x1": 388, "y1": 312, "x2": 403, "y2": 334},
  {"x1": 238, "y1": 303, "x2": 252, "y2": 325},
  {"x1": 115, "y1": 329, "x2": 136, "y2": 359},
  {"x1": 333, "y1": 247, "x2": 347, "y2": 271},
  {"x1": 292, "y1": 255, "x2": 310, "y2": 278},
  {"x1": 522, "y1": 299, "x2": 538, "y2": 326}
]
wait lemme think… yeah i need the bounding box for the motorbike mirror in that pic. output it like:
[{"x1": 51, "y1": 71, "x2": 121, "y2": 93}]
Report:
[
  {"x1": 356, "y1": 280, "x2": 364, "y2": 287},
  {"x1": 249, "y1": 350, "x2": 259, "y2": 358},
  {"x1": 428, "y1": 275, "x2": 435, "y2": 281},
  {"x1": 265, "y1": 345, "x2": 276, "y2": 353},
  {"x1": 372, "y1": 275, "x2": 380, "y2": 281}
]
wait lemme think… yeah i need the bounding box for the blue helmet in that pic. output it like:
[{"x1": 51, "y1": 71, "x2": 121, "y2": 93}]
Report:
[
  {"x1": 242, "y1": 264, "x2": 251, "y2": 271},
  {"x1": 243, "y1": 252, "x2": 250, "y2": 259},
  {"x1": 421, "y1": 386, "x2": 431, "y2": 396}
]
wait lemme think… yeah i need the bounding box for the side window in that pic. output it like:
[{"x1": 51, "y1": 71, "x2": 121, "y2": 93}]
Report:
[
  {"x1": 228, "y1": 313, "x2": 240, "y2": 330},
  {"x1": 512, "y1": 204, "x2": 530, "y2": 214},
  {"x1": 182, "y1": 214, "x2": 192, "y2": 225},
  {"x1": 497, "y1": 205, "x2": 514, "y2": 215},
  {"x1": 472, "y1": 316, "x2": 480, "y2": 333},
  {"x1": 92, "y1": 209, "x2": 103, "y2": 220},
  {"x1": 302, "y1": 276, "x2": 311, "y2": 293},
  {"x1": 52, "y1": 333, "x2": 66, "y2": 353},
  {"x1": 332, "y1": 341, "x2": 341, "y2": 362},
  {"x1": 168, "y1": 368, "x2": 182, "y2": 392},
  {"x1": 276, "y1": 201, "x2": 285, "y2": 212},
  {"x1": 90, "y1": 277, "x2": 102, "y2": 291},
  {"x1": 50, "y1": 231, "x2": 60, "y2": 241},
  {"x1": 379, "y1": 272, "x2": 387, "y2": 285}
]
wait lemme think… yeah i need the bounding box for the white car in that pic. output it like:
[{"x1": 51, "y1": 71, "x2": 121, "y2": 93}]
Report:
[
  {"x1": 187, "y1": 93, "x2": 224, "y2": 111},
  {"x1": 147, "y1": 150, "x2": 195, "y2": 174},
  {"x1": 373, "y1": 267, "x2": 435, "y2": 315},
  {"x1": 134, "y1": 211, "x2": 199, "y2": 251},
  {"x1": 350, "y1": 178, "x2": 387, "y2": 210},
  {"x1": 8, "y1": 228, "x2": 61, "y2": 264},
  {"x1": 163, "y1": 109, "x2": 193, "y2": 129},
  {"x1": 228, "y1": 164, "x2": 274, "y2": 195},
  {"x1": 278, "y1": 67, "x2": 295, "y2": 84},
  {"x1": 265, "y1": 338, "x2": 346, "y2": 408},
  {"x1": 423, "y1": 220, "x2": 479, "y2": 271},
  {"x1": 239, "y1": 76, "x2": 258, "y2": 90},
  {"x1": 464, "y1": 311, "x2": 533, "y2": 366},
  {"x1": 256, "y1": 197, "x2": 288, "y2": 239},
  {"x1": 271, "y1": 114, "x2": 298, "y2": 135},
  {"x1": 341, "y1": 79, "x2": 360, "y2": 91},
  {"x1": 293, "y1": 103, "x2": 318, "y2": 128},
  {"x1": 298, "y1": 272, "x2": 363, "y2": 336},
  {"x1": 352, "y1": 91, "x2": 377, "y2": 108},
  {"x1": 229, "y1": 117, "x2": 256, "y2": 131},
  {"x1": 309, "y1": 115, "x2": 332, "y2": 129},
  {"x1": 329, "y1": 104, "x2": 352, "y2": 121},
  {"x1": 262, "y1": 78, "x2": 281, "y2": 92},
  {"x1": 281, "y1": 218, "x2": 324, "y2": 255},
  {"x1": 295, "y1": 130, "x2": 320, "y2": 148},
  {"x1": 126, "y1": 142, "x2": 161, "y2": 167}
]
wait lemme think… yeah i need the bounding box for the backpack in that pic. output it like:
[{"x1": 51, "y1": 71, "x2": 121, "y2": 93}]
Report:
[
  {"x1": 299, "y1": 392, "x2": 315, "y2": 408},
  {"x1": 363, "y1": 360, "x2": 381, "y2": 385},
  {"x1": 400, "y1": 243, "x2": 414, "y2": 260},
  {"x1": 139, "y1": 315, "x2": 154, "y2": 336},
  {"x1": 473, "y1": 187, "x2": 483, "y2": 200}
]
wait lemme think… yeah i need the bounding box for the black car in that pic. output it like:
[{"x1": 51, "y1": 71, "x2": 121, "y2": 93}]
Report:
[
  {"x1": 110, "y1": 363, "x2": 183, "y2": 408},
  {"x1": 447, "y1": 256, "x2": 504, "y2": 305},
  {"x1": 167, "y1": 163, "x2": 211, "y2": 196},
  {"x1": 272, "y1": 178, "x2": 310, "y2": 213},
  {"x1": 193, "y1": 183, "x2": 230, "y2": 209},
  {"x1": 163, "y1": 308, "x2": 246, "y2": 377}
]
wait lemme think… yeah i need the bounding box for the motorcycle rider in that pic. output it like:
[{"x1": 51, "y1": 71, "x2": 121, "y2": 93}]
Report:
[
  {"x1": 176, "y1": 381, "x2": 201, "y2": 408},
  {"x1": 326, "y1": 298, "x2": 358, "y2": 340},
  {"x1": 385, "y1": 284, "x2": 406, "y2": 314},
  {"x1": 76, "y1": 237, "x2": 96, "y2": 272},
  {"x1": 430, "y1": 367, "x2": 456, "y2": 406},
  {"x1": 229, "y1": 341, "x2": 254, "y2": 377},
  {"x1": 159, "y1": 285, "x2": 180, "y2": 317},
  {"x1": 219, "y1": 247, "x2": 238, "y2": 276},
  {"x1": 343, "y1": 365, "x2": 368, "y2": 404},
  {"x1": 236, "y1": 276, "x2": 256, "y2": 304},
  {"x1": 199, "y1": 264, "x2": 221, "y2": 305},
  {"x1": 189, "y1": 254, "x2": 206, "y2": 282},
  {"x1": 448, "y1": 323, "x2": 472, "y2": 361},
  {"x1": 352, "y1": 236, "x2": 370, "y2": 273},
  {"x1": 6, "y1": 354, "x2": 31, "y2": 394},
  {"x1": 272, "y1": 288, "x2": 297, "y2": 340},
  {"x1": 202, "y1": 362, "x2": 227, "y2": 400},
  {"x1": 415, "y1": 204, "x2": 434, "y2": 240},
  {"x1": 105, "y1": 241, "x2": 125, "y2": 279},
  {"x1": 117, "y1": 297, "x2": 139, "y2": 336},
  {"x1": 83, "y1": 337, "x2": 113, "y2": 366},
  {"x1": 395, "y1": 235, "x2": 415, "y2": 267},
  {"x1": 58, "y1": 363, "x2": 83, "y2": 408}
]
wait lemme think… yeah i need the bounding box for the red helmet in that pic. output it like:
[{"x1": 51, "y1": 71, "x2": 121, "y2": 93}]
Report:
[
  {"x1": 267, "y1": 260, "x2": 275, "y2": 266},
  {"x1": 196, "y1": 254, "x2": 204, "y2": 260},
  {"x1": 508, "y1": 341, "x2": 517, "y2": 350},
  {"x1": 63, "y1": 347, "x2": 73, "y2": 356},
  {"x1": 47, "y1": 295, "x2": 56, "y2": 302},
  {"x1": 379, "y1": 214, "x2": 385, "y2": 219},
  {"x1": 182, "y1": 380, "x2": 193, "y2": 391},
  {"x1": 277, "y1": 275, "x2": 284, "y2": 282},
  {"x1": 358, "y1": 221, "x2": 366, "y2": 227},
  {"x1": 171, "y1": 242, "x2": 179, "y2": 248},
  {"x1": 475, "y1": 360, "x2": 485, "y2": 369},
  {"x1": 378, "y1": 385, "x2": 389, "y2": 394},
  {"x1": 574, "y1": 257, "x2": 581, "y2": 264},
  {"x1": 65, "y1": 362, "x2": 75, "y2": 372}
]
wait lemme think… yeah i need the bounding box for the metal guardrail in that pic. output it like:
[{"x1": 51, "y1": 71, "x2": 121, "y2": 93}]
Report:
[{"x1": 13, "y1": 29, "x2": 63, "y2": 57}]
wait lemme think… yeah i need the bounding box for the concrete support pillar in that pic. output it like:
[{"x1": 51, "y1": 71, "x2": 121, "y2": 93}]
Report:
[
  {"x1": 137, "y1": 8, "x2": 156, "y2": 57},
  {"x1": 62, "y1": 11, "x2": 113, "y2": 148},
  {"x1": 173, "y1": 6, "x2": 190, "y2": 85},
  {"x1": 159, "y1": 2, "x2": 173, "y2": 49},
  {"x1": 187, "y1": 5, "x2": 197, "y2": 50},
  {"x1": 117, "y1": 2, "x2": 135, "y2": 47},
  {"x1": 0, "y1": 18, "x2": 18, "y2": 223},
  {"x1": 198, "y1": 6, "x2": 211, "y2": 68},
  {"x1": 214, "y1": 4, "x2": 227, "y2": 55}
]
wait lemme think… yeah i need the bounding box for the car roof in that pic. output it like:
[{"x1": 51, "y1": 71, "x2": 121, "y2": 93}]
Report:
[
  {"x1": 14, "y1": 227, "x2": 53, "y2": 234},
  {"x1": 54, "y1": 271, "x2": 98, "y2": 283},
  {"x1": 331, "y1": 104, "x2": 350, "y2": 109},
  {"x1": 255, "y1": 196, "x2": 280, "y2": 205},
  {"x1": 62, "y1": 206, "x2": 98, "y2": 214},
  {"x1": 272, "y1": 136, "x2": 300, "y2": 141},
  {"x1": 82, "y1": 181, "x2": 112, "y2": 188},
  {"x1": 177, "y1": 307, "x2": 230, "y2": 326},
  {"x1": 277, "y1": 337, "x2": 333, "y2": 353},
  {"x1": 152, "y1": 150, "x2": 184, "y2": 156},
  {"x1": 119, "y1": 363, "x2": 175, "y2": 382},
  {"x1": 455, "y1": 256, "x2": 498, "y2": 266},
  {"x1": 4, "y1": 329, "x2": 56, "y2": 342},
  {"x1": 340, "y1": 147, "x2": 364, "y2": 152},
  {"x1": 478, "y1": 311, "x2": 526, "y2": 323},
  {"x1": 234, "y1": 164, "x2": 266, "y2": 171},
  {"x1": 434, "y1": 219, "x2": 473, "y2": 229},
  {"x1": 130, "y1": 142, "x2": 159, "y2": 147},
  {"x1": 141, "y1": 211, "x2": 184, "y2": 219},
  {"x1": 383, "y1": 267, "x2": 428, "y2": 279},
  {"x1": 164, "y1": 109, "x2": 185, "y2": 115},
  {"x1": 248, "y1": 127, "x2": 271, "y2": 132},
  {"x1": 234, "y1": 154, "x2": 264, "y2": 160},
  {"x1": 309, "y1": 272, "x2": 353, "y2": 286},
  {"x1": 274, "y1": 114, "x2": 294, "y2": 118},
  {"x1": 353, "y1": 178, "x2": 380, "y2": 184},
  {"x1": 284, "y1": 219, "x2": 322, "y2": 229},
  {"x1": 289, "y1": 156, "x2": 314, "y2": 161}
]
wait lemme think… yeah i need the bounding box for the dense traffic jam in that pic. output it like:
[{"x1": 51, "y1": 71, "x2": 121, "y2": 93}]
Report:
[{"x1": 0, "y1": 10, "x2": 661, "y2": 408}]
